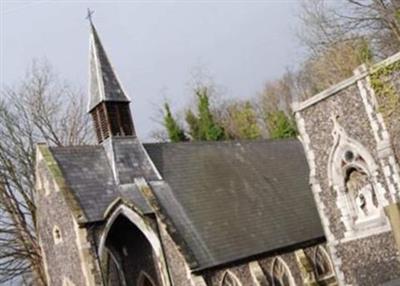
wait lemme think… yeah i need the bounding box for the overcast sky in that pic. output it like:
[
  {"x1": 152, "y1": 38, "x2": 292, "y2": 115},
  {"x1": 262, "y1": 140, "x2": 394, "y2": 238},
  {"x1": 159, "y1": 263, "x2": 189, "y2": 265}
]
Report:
[{"x1": 1, "y1": 1, "x2": 305, "y2": 141}]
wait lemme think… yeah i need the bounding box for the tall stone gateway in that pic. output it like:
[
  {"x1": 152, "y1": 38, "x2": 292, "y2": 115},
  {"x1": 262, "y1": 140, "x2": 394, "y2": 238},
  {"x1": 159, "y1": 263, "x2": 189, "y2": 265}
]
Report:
[{"x1": 293, "y1": 53, "x2": 400, "y2": 285}]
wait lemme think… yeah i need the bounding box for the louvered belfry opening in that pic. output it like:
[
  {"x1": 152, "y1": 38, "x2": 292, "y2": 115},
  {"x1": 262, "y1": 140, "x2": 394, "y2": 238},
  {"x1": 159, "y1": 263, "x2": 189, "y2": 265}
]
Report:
[
  {"x1": 91, "y1": 102, "x2": 134, "y2": 143},
  {"x1": 107, "y1": 102, "x2": 134, "y2": 136}
]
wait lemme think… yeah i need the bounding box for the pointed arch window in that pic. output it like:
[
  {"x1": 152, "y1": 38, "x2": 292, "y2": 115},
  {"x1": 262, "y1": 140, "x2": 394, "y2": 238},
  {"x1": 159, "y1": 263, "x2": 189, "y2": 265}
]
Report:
[
  {"x1": 137, "y1": 271, "x2": 156, "y2": 286},
  {"x1": 327, "y1": 117, "x2": 388, "y2": 233},
  {"x1": 313, "y1": 246, "x2": 334, "y2": 280},
  {"x1": 271, "y1": 257, "x2": 294, "y2": 286},
  {"x1": 220, "y1": 271, "x2": 242, "y2": 286}
]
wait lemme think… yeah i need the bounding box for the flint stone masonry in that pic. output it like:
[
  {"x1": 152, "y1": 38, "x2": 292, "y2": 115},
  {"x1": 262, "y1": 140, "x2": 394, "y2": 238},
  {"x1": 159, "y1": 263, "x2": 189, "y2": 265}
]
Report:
[
  {"x1": 300, "y1": 83, "x2": 384, "y2": 239},
  {"x1": 295, "y1": 53, "x2": 400, "y2": 285},
  {"x1": 36, "y1": 151, "x2": 89, "y2": 285},
  {"x1": 336, "y1": 232, "x2": 400, "y2": 285}
]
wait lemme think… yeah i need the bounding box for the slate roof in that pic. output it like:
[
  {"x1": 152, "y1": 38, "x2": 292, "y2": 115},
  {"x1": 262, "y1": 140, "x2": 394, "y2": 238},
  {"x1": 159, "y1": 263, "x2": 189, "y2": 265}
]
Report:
[
  {"x1": 48, "y1": 139, "x2": 324, "y2": 271},
  {"x1": 144, "y1": 139, "x2": 324, "y2": 270},
  {"x1": 88, "y1": 23, "x2": 130, "y2": 112},
  {"x1": 49, "y1": 145, "x2": 152, "y2": 222},
  {"x1": 103, "y1": 137, "x2": 160, "y2": 184}
]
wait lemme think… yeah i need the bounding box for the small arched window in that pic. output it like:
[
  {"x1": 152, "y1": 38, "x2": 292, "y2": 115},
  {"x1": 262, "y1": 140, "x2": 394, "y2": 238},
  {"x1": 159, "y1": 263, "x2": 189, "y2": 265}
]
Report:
[
  {"x1": 220, "y1": 271, "x2": 242, "y2": 286},
  {"x1": 53, "y1": 226, "x2": 62, "y2": 244},
  {"x1": 271, "y1": 257, "x2": 294, "y2": 286},
  {"x1": 137, "y1": 271, "x2": 156, "y2": 286},
  {"x1": 313, "y1": 246, "x2": 334, "y2": 280}
]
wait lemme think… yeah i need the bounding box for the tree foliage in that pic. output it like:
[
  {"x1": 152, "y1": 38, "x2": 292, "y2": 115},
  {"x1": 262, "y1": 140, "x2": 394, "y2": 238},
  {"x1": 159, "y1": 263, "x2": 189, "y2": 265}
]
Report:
[
  {"x1": 161, "y1": 81, "x2": 297, "y2": 141},
  {"x1": 266, "y1": 111, "x2": 298, "y2": 139},
  {"x1": 296, "y1": 39, "x2": 373, "y2": 98},
  {"x1": 184, "y1": 87, "x2": 226, "y2": 141},
  {"x1": 163, "y1": 103, "x2": 187, "y2": 142},
  {"x1": 222, "y1": 101, "x2": 261, "y2": 140}
]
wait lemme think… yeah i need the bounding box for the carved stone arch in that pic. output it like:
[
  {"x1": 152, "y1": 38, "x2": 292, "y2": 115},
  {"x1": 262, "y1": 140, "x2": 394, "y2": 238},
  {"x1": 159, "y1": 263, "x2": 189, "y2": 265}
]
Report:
[
  {"x1": 270, "y1": 257, "x2": 294, "y2": 286},
  {"x1": 327, "y1": 116, "x2": 388, "y2": 234},
  {"x1": 249, "y1": 261, "x2": 269, "y2": 286},
  {"x1": 313, "y1": 246, "x2": 334, "y2": 280},
  {"x1": 98, "y1": 204, "x2": 171, "y2": 286},
  {"x1": 105, "y1": 247, "x2": 126, "y2": 286},
  {"x1": 328, "y1": 116, "x2": 380, "y2": 189},
  {"x1": 137, "y1": 270, "x2": 157, "y2": 286},
  {"x1": 220, "y1": 270, "x2": 242, "y2": 286}
]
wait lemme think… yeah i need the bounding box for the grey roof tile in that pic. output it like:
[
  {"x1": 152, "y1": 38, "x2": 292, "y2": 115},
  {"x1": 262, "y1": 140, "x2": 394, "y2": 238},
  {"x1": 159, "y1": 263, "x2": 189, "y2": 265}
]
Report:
[
  {"x1": 49, "y1": 145, "x2": 152, "y2": 222},
  {"x1": 144, "y1": 139, "x2": 324, "y2": 270}
]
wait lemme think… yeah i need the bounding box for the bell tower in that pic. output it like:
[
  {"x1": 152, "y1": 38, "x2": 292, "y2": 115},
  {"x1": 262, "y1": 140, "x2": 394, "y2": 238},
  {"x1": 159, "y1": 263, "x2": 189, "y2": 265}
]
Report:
[{"x1": 87, "y1": 17, "x2": 135, "y2": 143}]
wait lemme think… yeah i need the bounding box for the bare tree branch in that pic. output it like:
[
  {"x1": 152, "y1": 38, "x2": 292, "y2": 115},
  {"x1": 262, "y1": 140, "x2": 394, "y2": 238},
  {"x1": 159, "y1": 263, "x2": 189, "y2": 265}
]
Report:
[{"x1": 0, "y1": 60, "x2": 92, "y2": 285}]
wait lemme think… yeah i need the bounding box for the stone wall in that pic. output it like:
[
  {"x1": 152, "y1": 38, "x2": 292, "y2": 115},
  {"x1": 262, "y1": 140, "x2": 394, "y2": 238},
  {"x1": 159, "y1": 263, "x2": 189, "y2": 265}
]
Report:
[
  {"x1": 294, "y1": 53, "x2": 400, "y2": 285},
  {"x1": 202, "y1": 243, "x2": 335, "y2": 286},
  {"x1": 158, "y1": 221, "x2": 194, "y2": 286},
  {"x1": 36, "y1": 151, "x2": 88, "y2": 286}
]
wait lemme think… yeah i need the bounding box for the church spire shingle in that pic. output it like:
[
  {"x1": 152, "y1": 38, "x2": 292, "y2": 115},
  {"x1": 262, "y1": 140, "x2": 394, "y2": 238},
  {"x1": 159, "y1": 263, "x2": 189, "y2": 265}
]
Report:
[{"x1": 87, "y1": 18, "x2": 135, "y2": 143}]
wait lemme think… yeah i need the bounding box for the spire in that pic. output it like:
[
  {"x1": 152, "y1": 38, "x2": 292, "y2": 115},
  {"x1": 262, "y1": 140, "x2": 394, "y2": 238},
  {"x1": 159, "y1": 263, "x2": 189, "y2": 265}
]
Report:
[
  {"x1": 87, "y1": 14, "x2": 135, "y2": 143},
  {"x1": 88, "y1": 19, "x2": 130, "y2": 112}
]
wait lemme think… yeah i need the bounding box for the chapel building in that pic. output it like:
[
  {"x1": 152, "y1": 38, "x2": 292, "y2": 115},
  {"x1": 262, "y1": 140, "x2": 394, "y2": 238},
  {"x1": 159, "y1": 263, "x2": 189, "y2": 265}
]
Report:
[{"x1": 35, "y1": 20, "x2": 400, "y2": 286}]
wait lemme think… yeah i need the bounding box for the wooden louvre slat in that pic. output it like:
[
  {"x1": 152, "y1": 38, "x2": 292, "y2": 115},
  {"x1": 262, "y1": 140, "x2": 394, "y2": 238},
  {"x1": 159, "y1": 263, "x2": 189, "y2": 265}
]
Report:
[
  {"x1": 91, "y1": 111, "x2": 102, "y2": 142},
  {"x1": 99, "y1": 103, "x2": 109, "y2": 139}
]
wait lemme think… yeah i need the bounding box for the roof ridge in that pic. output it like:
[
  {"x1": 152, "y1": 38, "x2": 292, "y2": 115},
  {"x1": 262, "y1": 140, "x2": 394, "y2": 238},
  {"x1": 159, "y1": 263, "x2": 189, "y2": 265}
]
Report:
[
  {"x1": 49, "y1": 144, "x2": 102, "y2": 150},
  {"x1": 143, "y1": 137, "x2": 300, "y2": 146}
]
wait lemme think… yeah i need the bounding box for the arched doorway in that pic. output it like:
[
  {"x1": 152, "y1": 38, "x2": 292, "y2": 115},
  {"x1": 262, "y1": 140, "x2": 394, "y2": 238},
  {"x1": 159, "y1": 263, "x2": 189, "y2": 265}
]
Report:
[{"x1": 98, "y1": 205, "x2": 171, "y2": 286}]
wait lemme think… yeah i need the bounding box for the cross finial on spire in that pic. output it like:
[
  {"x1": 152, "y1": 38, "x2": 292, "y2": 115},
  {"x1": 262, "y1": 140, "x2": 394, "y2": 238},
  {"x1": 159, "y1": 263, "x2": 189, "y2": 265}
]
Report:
[{"x1": 86, "y1": 8, "x2": 95, "y2": 24}]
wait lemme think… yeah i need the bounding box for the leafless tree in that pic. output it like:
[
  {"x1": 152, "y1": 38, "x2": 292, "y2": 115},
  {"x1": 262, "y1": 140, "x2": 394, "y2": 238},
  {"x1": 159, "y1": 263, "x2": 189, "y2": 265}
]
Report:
[
  {"x1": 295, "y1": 0, "x2": 396, "y2": 99},
  {"x1": 299, "y1": 0, "x2": 400, "y2": 58},
  {"x1": 0, "y1": 61, "x2": 92, "y2": 285},
  {"x1": 258, "y1": 71, "x2": 296, "y2": 116}
]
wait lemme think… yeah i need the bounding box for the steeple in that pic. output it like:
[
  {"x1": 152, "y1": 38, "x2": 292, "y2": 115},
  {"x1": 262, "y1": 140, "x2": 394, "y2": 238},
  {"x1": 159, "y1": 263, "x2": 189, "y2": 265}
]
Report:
[{"x1": 87, "y1": 17, "x2": 135, "y2": 143}]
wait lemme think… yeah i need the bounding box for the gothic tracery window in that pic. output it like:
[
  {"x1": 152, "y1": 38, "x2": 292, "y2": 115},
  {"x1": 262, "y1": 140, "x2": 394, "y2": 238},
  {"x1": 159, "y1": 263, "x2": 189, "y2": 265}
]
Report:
[
  {"x1": 220, "y1": 271, "x2": 241, "y2": 286},
  {"x1": 271, "y1": 258, "x2": 293, "y2": 286},
  {"x1": 313, "y1": 246, "x2": 333, "y2": 280},
  {"x1": 328, "y1": 117, "x2": 387, "y2": 233}
]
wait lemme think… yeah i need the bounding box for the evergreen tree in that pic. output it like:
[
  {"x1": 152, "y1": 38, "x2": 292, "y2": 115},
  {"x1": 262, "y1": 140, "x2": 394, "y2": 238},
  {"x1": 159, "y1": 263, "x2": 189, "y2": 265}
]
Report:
[
  {"x1": 163, "y1": 103, "x2": 187, "y2": 142},
  {"x1": 185, "y1": 109, "x2": 201, "y2": 140},
  {"x1": 266, "y1": 111, "x2": 297, "y2": 139},
  {"x1": 186, "y1": 87, "x2": 225, "y2": 141}
]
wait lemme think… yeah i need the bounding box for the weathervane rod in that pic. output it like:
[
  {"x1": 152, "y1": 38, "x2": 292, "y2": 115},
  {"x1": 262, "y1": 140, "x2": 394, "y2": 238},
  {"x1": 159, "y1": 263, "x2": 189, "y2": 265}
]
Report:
[{"x1": 86, "y1": 8, "x2": 94, "y2": 24}]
